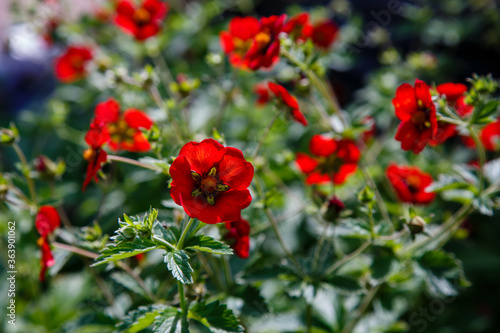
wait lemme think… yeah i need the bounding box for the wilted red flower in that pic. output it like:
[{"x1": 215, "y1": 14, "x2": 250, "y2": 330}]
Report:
[
  {"x1": 296, "y1": 135, "x2": 360, "y2": 185},
  {"x1": 93, "y1": 98, "x2": 153, "y2": 152},
  {"x1": 283, "y1": 13, "x2": 312, "y2": 42},
  {"x1": 386, "y1": 164, "x2": 435, "y2": 205},
  {"x1": 220, "y1": 15, "x2": 286, "y2": 70},
  {"x1": 35, "y1": 205, "x2": 60, "y2": 281},
  {"x1": 481, "y1": 118, "x2": 500, "y2": 151},
  {"x1": 393, "y1": 79, "x2": 438, "y2": 154},
  {"x1": 35, "y1": 205, "x2": 61, "y2": 238},
  {"x1": 254, "y1": 83, "x2": 271, "y2": 106},
  {"x1": 225, "y1": 218, "x2": 251, "y2": 259},
  {"x1": 324, "y1": 196, "x2": 345, "y2": 222},
  {"x1": 54, "y1": 46, "x2": 93, "y2": 83},
  {"x1": 311, "y1": 20, "x2": 339, "y2": 49},
  {"x1": 268, "y1": 82, "x2": 307, "y2": 126},
  {"x1": 169, "y1": 139, "x2": 254, "y2": 224},
  {"x1": 114, "y1": 0, "x2": 168, "y2": 41}
]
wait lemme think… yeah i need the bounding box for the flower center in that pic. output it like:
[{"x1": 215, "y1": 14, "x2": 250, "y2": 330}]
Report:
[
  {"x1": 133, "y1": 8, "x2": 151, "y2": 25},
  {"x1": 317, "y1": 154, "x2": 344, "y2": 175},
  {"x1": 83, "y1": 148, "x2": 96, "y2": 161},
  {"x1": 107, "y1": 120, "x2": 136, "y2": 144},
  {"x1": 405, "y1": 175, "x2": 421, "y2": 193},
  {"x1": 233, "y1": 38, "x2": 252, "y2": 55},
  {"x1": 69, "y1": 55, "x2": 85, "y2": 69},
  {"x1": 191, "y1": 167, "x2": 230, "y2": 205},
  {"x1": 255, "y1": 31, "x2": 271, "y2": 50}
]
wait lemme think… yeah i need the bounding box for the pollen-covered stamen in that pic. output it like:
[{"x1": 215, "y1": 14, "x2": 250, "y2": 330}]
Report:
[
  {"x1": 255, "y1": 30, "x2": 271, "y2": 49},
  {"x1": 108, "y1": 120, "x2": 137, "y2": 144},
  {"x1": 190, "y1": 167, "x2": 230, "y2": 205}
]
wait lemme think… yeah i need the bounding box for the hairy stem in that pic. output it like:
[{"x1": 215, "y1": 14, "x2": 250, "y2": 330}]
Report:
[{"x1": 107, "y1": 155, "x2": 163, "y2": 172}]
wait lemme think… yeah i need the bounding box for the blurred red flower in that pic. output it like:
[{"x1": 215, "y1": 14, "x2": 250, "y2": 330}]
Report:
[
  {"x1": 82, "y1": 119, "x2": 109, "y2": 191},
  {"x1": 220, "y1": 15, "x2": 286, "y2": 70},
  {"x1": 393, "y1": 79, "x2": 438, "y2": 154},
  {"x1": 311, "y1": 20, "x2": 339, "y2": 49},
  {"x1": 386, "y1": 164, "x2": 435, "y2": 204},
  {"x1": 268, "y1": 82, "x2": 307, "y2": 126},
  {"x1": 481, "y1": 118, "x2": 500, "y2": 151},
  {"x1": 54, "y1": 46, "x2": 93, "y2": 83},
  {"x1": 254, "y1": 83, "x2": 271, "y2": 106},
  {"x1": 94, "y1": 98, "x2": 154, "y2": 152},
  {"x1": 225, "y1": 218, "x2": 251, "y2": 259},
  {"x1": 35, "y1": 205, "x2": 60, "y2": 281},
  {"x1": 114, "y1": 0, "x2": 168, "y2": 41},
  {"x1": 169, "y1": 139, "x2": 254, "y2": 224},
  {"x1": 296, "y1": 135, "x2": 360, "y2": 185},
  {"x1": 283, "y1": 13, "x2": 312, "y2": 42}
]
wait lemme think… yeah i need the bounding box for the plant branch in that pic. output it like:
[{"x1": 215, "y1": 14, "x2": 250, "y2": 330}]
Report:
[
  {"x1": 107, "y1": 155, "x2": 163, "y2": 172},
  {"x1": 323, "y1": 240, "x2": 371, "y2": 277},
  {"x1": 252, "y1": 108, "x2": 284, "y2": 159},
  {"x1": 12, "y1": 142, "x2": 37, "y2": 205}
]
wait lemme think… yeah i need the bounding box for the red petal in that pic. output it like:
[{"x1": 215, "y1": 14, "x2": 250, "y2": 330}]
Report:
[
  {"x1": 395, "y1": 121, "x2": 422, "y2": 152},
  {"x1": 291, "y1": 108, "x2": 307, "y2": 126},
  {"x1": 178, "y1": 139, "x2": 226, "y2": 175},
  {"x1": 233, "y1": 235, "x2": 250, "y2": 259},
  {"x1": 128, "y1": 132, "x2": 151, "y2": 152},
  {"x1": 143, "y1": 0, "x2": 168, "y2": 20},
  {"x1": 393, "y1": 83, "x2": 417, "y2": 122},
  {"x1": 305, "y1": 172, "x2": 331, "y2": 185},
  {"x1": 218, "y1": 147, "x2": 254, "y2": 191},
  {"x1": 220, "y1": 31, "x2": 235, "y2": 53},
  {"x1": 295, "y1": 153, "x2": 318, "y2": 173},
  {"x1": 82, "y1": 149, "x2": 107, "y2": 191},
  {"x1": 332, "y1": 163, "x2": 357, "y2": 184},
  {"x1": 95, "y1": 99, "x2": 121, "y2": 124},
  {"x1": 85, "y1": 120, "x2": 110, "y2": 148},
  {"x1": 229, "y1": 17, "x2": 260, "y2": 40},
  {"x1": 35, "y1": 206, "x2": 61, "y2": 237},
  {"x1": 114, "y1": 15, "x2": 138, "y2": 35},
  {"x1": 414, "y1": 79, "x2": 433, "y2": 108},
  {"x1": 481, "y1": 119, "x2": 500, "y2": 151},
  {"x1": 124, "y1": 109, "x2": 153, "y2": 129},
  {"x1": 116, "y1": 0, "x2": 135, "y2": 17},
  {"x1": 336, "y1": 139, "x2": 361, "y2": 163},
  {"x1": 135, "y1": 23, "x2": 160, "y2": 40},
  {"x1": 169, "y1": 155, "x2": 196, "y2": 206},
  {"x1": 268, "y1": 82, "x2": 299, "y2": 109},
  {"x1": 311, "y1": 20, "x2": 338, "y2": 49},
  {"x1": 436, "y1": 83, "x2": 467, "y2": 101},
  {"x1": 309, "y1": 134, "x2": 337, "y2": 157}
]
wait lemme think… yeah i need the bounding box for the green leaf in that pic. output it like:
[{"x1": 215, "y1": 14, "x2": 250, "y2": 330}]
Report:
[
  {"x1": 152, "y1": 221, "x2": 180, "y2": 245},
  {"x1": 190, "y1": 300, "x2": 244, "y2": 332},
  {"x1": 138, "y1": 156, "x2": 170, "y2": 173},
  {"x1": 184, "y1": 235, "x2": 233, "y2": 255},
  {"x1": 484, "y1": 157, "x2": 500, "y2": 185},
  {"x1": 416, "y1": 250, "x2": 465, "y2": 297},
  {"x1": 165, "y1": 250, "x2": 194, "y2": 284},
  {"x1": 110, "y1": 272, "x2": 151, "y2": 300},
  {"x1": 426, "y1": 174, "x2": 476, "y2": 193},
  {"x1": 471, "y1": 100, "x2": 499, "y2": 124},
  {"x1": 370, "y1": 246, "x2": 396, "y2": 281},
  {"x1": 153, "y1": 308, "x2": 182, "y2": 333},
  {"x1": 116, "y1": 304, "x2": 171, "y2": 333},
  {"x1": 324, "y1": 275, "x2": 364, "y2": 294},
  {"x1": 91, "y1": 238, "x2": 158, "y2": 267}
]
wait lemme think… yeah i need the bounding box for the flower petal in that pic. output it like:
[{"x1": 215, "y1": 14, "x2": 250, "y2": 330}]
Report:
[
  {"x1": 218, "y1": 147, "x2": 254, "y2": 191},
  {"x1": 178, "y1": 139, "x2": 226, "y2": 175},
  {"x1": 124, "y1": 109, "x2": 153, "y2": 129},
  {"x1": 309, "y1": 134, "x2": 337, "y2": 157}
]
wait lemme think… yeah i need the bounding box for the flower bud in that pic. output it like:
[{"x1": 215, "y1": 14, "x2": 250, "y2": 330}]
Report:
[
  {"x1": 119, "y1": 225, "x2": 137, "y2": 240},
  {"x1": 358, "y1": 185, "x2": 375, "y2": 204},
  {"x1": 408, "y1": 216, "x2": 426, "y2": 235},
  {"x1": 324, "y1": 196, "x2": 345, "y2": 223}
]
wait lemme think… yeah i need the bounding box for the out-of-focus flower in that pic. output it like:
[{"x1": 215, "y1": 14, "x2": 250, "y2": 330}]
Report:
[
  {"x1": 93, "y1": 98, "x2": 154, "y2": 152},
  {"x1": 254, "y1": 82, "x2": 271, "y2": 106},
  {"x1": 268, "y1": 82, "x2": 307, "y2": 126},
  {"x1": 169, "y1": 139, "x2": 254, "y2": 224},
  {"x1": 220, "y1": 15, "x2": 286, "y2": 70},
  {"x1": 225, "y1": 217, "x2": 250, "y2": 259},
  {"x1": 386, "y1": 164, "x2": 435, "y2": 205},
  {"x1": 296, "y1": 134, "x2": 360, "y2": 185},
  {"x1": 82, "y1": 119, "x2": 109, "y2": 191},
  {"x1": 310, "y1": 20, "x2": 339, "y2": 49},
  {"x1": 480, "y1": 118, "x2": 500, "y2": 151},
  {"x1": 114, "y1": 0, "x2": 168, "y2": 41},
  {"x1": 393, "y1": 79, "x2": 438, "y2": 154},
  {"x1": 437, "y1": 82, "x2": 473, "y2": 117},
  {"x1": 282, "y1": 13, "x2": 312, "y2": 42},
  {"x1": 54, "y1": 46, "x2": 93, "y2": 83},
  {"x1": 35, "y1": 205, "x2": 60, "y2": 281},
  {"x1": 323, "y1": 196, "x2": 345, "y2": 222}
]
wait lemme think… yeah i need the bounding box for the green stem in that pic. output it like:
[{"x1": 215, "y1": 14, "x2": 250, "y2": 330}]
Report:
[
  {"x1": 339, "y1": 284, "x2": 381, "y2": 333},
  {"x1": 367, "y1": 203, "x2": 377, "y2": 240},
  {"x1": 178, "y1": 281, "x2": 188, "y2": 331},
  {"x1": 311, "y1": 219, "x2": 330, "y2": 275},
  {"x1": 252, "y1": 108, "x2": 284, "y2": 159},
  {"x1": 152, "y1": 235, "x2": 176, "y2": 250},
  {"x1": 438, "y1": 115, "x2": 465, "y2": 126},
  {"x1": 468, "y1": 126, "x2": 486, "y2": 191},
  {"x1": 280, "y1": 48, "x2": 346, "y2": 127},
  {"x1": 149, "y1": 84, "x2": 185, "y2": 141},
  {"x1": 12, "y1": 142, "x2": 37, "y2": 205},
  {"x1": 107, "y1": 155, "x2": 163, "y2": 172},
  {"x1": 221, "y1": 256, "x2": 233, "y2": 288},
  {"x1": 177, "y1": 218, "x2": 196, "y2": 250},
  {"x1": 323, "y1": 240, "x2": 371, "y2": 277}
]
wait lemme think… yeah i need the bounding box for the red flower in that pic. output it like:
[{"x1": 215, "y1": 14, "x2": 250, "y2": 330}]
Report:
[
  {"x1": 361, "y1": 116, "x2": 376, "y2": 143},
  {"x1": 220, "y1": 15, "x2": 286, "y2": 70},
  {"x1": 35, "y1": 205, "x2": 61, "y2": 238},
  {"x1": 35, "y1": 206, "x2": 60, "y2": 281},
  {"x1": 114, "y1": 0, "x2": 168, "y2": 41},
  {"x1": 54, "y1": 46, "x2": 93, "y2": 83},
  {"x1": 386, "y1": 164, "x2": 435, "y2": 205},
  {"x1": 283, "y1": 13, "x2": 312, "y2": 42},
  {"x1": 225, "y1": 218, "x2": 251, "y2": 259},
  {"x1": 254, "y1": 83, "x2": 271, "y2": 106},
  {"x1": 437, "y1": 82, "x2": 473, "y2": 118},
  {"x1": 311, "y1": 20, "x2": 339, "y2": 49},
  {"x1": 94, "y1": 98, "x2": 153, "y2": 152},
  {"x1": 481, "y1": 118, "x2": 500, "y2": 151},
  {"x1": 169, "y1": 139, "x2": 254, "y2": 224},
  {"x1": 393, "y1": 79, "x2": 438, "y2": 154},
  {"x1": 268, "y1": 82, "x2": 307, "y2": 126},
  {"x1": 296, "y1": 135, "x2": 360, "y2": 185}
]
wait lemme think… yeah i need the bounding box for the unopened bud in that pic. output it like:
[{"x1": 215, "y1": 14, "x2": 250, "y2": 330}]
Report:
[
  {"x1": 408, "y1": 216, "x2": 426, "y2": 235},
  {"x1": 324, "y1": 196, "x2": 345, "y2": 223},
  {"x1": 358, "y1": 185, "x2": 375, "y2": 204}
]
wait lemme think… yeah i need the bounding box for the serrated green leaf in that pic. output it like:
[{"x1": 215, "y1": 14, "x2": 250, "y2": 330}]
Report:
[
  {"x1": 427, "y1": 174, "x2": 476, "y2": 193},
  {"x1": 153, "y1": 308, "x2": 182, "y2": 333},
  {"x1": 417, "y1": 250, "x2": 464, "y2": 297},
  {"x1": 110, "y1": 272, "x2": 151, "y2": 300},
  {"x1": 184, "y1": 235, "x2": 233, "y2": 255},
  {"x1": 153, "y1": 221, "x2": 179, "y2": 245},
  {"x1": 190, "y1": 300, "x2": 244, "y2": 332},
  {"x1": 92, "y1": 238, "x2": 158, "y2": 267},
  {"x1": 471, "y1": 100, "x2": 499, "y2": 124},
  {"x1": 324, "y1": 275, "x2": 364, "y2": 294},
  {"x1": 165, "y1": 250, "x2": 193, "y2": 284},
  {"x1": 116, "y1": 304, "x2": 169, "y2": 333}
]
